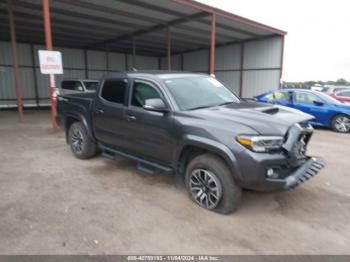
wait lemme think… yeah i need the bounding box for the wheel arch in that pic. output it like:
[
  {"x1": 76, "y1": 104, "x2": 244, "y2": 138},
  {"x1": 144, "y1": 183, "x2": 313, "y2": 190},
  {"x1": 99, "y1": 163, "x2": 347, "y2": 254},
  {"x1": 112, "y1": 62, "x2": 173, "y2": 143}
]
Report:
[
  {"x1": 64, "y1": 113, "x2": 92, "y2": 143},
  {"x1": 175, "y1": 135, "x2": 243, "y2": 183}
]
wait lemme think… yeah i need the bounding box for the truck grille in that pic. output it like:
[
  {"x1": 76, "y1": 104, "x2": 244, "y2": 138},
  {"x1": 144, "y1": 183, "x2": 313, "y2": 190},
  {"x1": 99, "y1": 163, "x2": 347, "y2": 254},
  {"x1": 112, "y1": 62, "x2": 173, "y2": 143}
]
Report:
[{"x1": 283, "y1": 123, "x2": 313, "y2": 167}]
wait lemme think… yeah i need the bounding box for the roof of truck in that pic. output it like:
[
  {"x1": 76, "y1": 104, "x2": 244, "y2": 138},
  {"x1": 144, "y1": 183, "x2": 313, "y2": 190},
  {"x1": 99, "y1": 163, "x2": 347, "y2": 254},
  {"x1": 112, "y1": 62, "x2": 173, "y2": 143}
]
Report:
[{"x1": 104, "y1": 70, "x2": 208, "y2": 80}]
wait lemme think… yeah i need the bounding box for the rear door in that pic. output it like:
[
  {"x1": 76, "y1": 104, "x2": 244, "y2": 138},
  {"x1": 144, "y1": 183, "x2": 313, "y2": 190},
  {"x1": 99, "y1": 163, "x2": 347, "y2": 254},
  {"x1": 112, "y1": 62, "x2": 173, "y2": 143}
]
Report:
[
  {"x1": 93, "y1": 78, "x2": 130, "y2": 149},
  {"x1": 292, "y1": 91, "x2": 330, "y2": 125},
  {"x1": 123, "y1": 79, "x2": 176, "y2": 164}
]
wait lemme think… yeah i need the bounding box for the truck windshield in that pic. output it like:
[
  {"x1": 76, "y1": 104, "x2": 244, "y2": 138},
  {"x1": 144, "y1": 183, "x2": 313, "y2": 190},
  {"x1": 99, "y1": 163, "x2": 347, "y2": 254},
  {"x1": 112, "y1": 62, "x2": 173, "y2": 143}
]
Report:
[{"x1": 163, "y1": 76, "x2": 240, "y2": 110}]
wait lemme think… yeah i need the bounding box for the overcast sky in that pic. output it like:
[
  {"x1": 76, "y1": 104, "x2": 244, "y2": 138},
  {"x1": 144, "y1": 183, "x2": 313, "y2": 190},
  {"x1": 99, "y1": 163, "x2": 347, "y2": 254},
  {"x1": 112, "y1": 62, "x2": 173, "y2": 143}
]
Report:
[{"x1": 198, "y1": 0, "x2": 350, "y2": 82}]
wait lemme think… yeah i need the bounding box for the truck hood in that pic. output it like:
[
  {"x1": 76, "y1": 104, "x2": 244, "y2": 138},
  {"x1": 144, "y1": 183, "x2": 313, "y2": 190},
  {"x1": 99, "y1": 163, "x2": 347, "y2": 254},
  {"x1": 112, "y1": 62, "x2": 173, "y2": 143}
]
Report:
[{"x1": 185, "y1": 101, "x2": 314, "y2": 135}]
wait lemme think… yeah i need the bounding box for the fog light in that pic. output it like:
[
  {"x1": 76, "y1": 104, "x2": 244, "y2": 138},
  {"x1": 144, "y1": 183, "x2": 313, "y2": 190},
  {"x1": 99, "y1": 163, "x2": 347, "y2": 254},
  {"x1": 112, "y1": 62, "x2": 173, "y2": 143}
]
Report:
[
  {"x1": 266, "y1": 168, "x2": 278, "y2": 178},
  {"x1": 267, "y1": 168, "x2": 274, "y2": 177}
]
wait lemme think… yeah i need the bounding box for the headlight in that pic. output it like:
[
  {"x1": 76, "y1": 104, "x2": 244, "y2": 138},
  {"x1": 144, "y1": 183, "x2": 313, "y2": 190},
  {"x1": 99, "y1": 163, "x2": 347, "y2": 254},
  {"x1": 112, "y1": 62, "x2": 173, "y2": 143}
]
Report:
[{"x1": 236, "y1": 135, "x2": 284, "y2": 153}]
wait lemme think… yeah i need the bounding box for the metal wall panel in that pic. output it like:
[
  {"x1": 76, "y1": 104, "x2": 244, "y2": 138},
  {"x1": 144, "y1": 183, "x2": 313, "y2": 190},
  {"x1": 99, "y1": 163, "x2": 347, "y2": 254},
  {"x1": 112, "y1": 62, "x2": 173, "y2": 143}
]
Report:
[
  {"x1": 35, "y1": 68, "x2": 50, "y2": 99},
  {"x1": 87, "y1": 50, "x2": 107, "y2": 70},
  {"x1": 108, "y1": 52, "x2": 126, "y2": 71},
  {"x1": 0, "y1": 67, "x2": 15, "y2": 99},
  {"x1": 88, "y1": 70, "x2": 107, "y2": 80},
  {"x1": 215, "y1": 71, "x2": 240, "y2": 95},
  {"x1": 0, "y1": 42, "x2": 12, "y2": 65},
  {"x1": 17, "y1": 43, "x2": 33, "y2": 66},
  {"x1": 160, "y1": 54, "x2": 182, "y2": 70},
  {"x1": 244, "y1": 37, "x2": 282, "y2": 69},
  {"x1": 19, "y1": 67, "x2": 35, "y2": 99},
  {"x1": 215, "y1": 44, "x2": 241, "y2": 70},
  {"x1": 242, "y1": 69, "x2": 280, "y2": 98},
  {"x1": 127, "y1": 55, "x2": 158, "y2": 70},
  {"x1": 183, "y1": 49, "x2": 208, "y2": 72},
  {"x1": 33, "y1": 44, "x2": 46, "y2": 66},
  {"x1": 56, "y1": 47, "x2": 85, "y2": 69},
  {"x1": 0, "y1": 68, "x2": 35, "y2": 98}
]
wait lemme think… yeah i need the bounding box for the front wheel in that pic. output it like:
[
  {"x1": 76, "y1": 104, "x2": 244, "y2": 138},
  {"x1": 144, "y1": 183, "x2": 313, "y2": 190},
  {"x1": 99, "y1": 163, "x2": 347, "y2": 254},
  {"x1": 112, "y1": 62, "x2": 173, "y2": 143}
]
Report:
[
  {"x1": 185, "y1": 153, "x2": 242, "y2": 214},
  {"x1": 331, "y1": 114, "x2": 350, "y2": 133},
  {"x1": 68, "y1": 122, "x2": 97, "y2": 159}
]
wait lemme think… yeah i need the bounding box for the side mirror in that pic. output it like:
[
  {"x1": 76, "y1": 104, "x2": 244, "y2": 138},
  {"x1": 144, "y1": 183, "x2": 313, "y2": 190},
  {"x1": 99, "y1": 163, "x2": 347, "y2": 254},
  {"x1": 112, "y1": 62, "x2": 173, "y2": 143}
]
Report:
[
  {"x1": 313, "y1": 100, "x2": 324, "y2": 106},
  {"x1": 143, "y1": 98, "x2": 169, "y2": 112}
]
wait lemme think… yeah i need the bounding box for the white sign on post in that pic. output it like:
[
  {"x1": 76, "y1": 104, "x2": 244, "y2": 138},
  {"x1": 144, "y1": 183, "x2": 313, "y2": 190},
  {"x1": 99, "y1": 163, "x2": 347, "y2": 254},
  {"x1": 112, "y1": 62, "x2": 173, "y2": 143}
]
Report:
[{"x1": 38, "y1": 50, "x2": 63, "y2": 74}]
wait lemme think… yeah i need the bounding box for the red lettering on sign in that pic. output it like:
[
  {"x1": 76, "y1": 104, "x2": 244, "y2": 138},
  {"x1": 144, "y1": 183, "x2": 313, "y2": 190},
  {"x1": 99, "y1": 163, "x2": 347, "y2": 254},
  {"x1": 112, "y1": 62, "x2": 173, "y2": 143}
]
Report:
[{"x1": 46, "y1": 56, "x2": 55, "y2": 63}]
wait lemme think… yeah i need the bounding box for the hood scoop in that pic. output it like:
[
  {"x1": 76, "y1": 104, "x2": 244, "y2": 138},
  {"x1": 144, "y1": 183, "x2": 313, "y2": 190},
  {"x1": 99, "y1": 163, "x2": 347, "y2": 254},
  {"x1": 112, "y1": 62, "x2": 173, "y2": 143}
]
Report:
[{"x1": 254, "y1": 106, "x2": 280, "y2": 115}]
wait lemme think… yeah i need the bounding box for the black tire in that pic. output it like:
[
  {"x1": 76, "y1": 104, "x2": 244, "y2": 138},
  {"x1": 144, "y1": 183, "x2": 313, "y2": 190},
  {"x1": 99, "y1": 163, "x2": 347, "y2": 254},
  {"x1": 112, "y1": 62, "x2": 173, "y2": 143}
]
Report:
[
  {"x1": 331, "y1": 114, "x2": 350, "y2": 133},
  {"x1": 68, "y1": 122, "x2": 97, "y2": 159},
  {"x1": 185, "y1": 153, "x2": 242, "y2": 214}
]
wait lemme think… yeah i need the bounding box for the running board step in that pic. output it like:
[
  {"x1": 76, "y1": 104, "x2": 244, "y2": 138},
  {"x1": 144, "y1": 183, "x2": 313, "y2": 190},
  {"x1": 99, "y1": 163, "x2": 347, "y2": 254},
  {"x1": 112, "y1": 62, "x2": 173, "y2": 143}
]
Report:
[
  {"x1": 100, "y1": 145, "x2": 174, "y2": 174},
  {"x1": 137, "y1": 162, "x2": 156, "y2": 175},
  {"x1": 101, "y1": 150, "x2": 115, "y2": 160}
]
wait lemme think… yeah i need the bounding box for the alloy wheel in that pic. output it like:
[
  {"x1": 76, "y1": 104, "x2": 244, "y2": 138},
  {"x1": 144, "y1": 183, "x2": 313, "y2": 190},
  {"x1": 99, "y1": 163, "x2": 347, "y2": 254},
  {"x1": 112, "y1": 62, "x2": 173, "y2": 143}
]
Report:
[
  {"x1": 335, "y1": 116, "x2": 350, "y2": 132},
  {"x1": 189, "y1": 169, "x2": 223, "y2": 209},
  {"x1": 71, "y1": 127, "x2": 84, "y2": 153}
]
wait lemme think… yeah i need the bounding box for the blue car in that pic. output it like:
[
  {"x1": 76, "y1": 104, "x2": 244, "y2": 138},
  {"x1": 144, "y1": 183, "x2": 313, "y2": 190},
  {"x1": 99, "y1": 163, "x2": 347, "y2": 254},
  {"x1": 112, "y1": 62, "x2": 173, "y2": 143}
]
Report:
[{"x1": 255, "y1": 89, "x2": 350, "y2": 133}]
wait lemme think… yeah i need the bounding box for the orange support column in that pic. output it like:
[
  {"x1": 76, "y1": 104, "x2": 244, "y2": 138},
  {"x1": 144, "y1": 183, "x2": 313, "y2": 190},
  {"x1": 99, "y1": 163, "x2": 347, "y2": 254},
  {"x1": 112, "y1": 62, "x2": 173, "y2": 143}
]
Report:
[
  {"x1": 167, "y1": 28, "x2": 171, "y2": 71},
  {"x1": 42, "y1": 0, "x2": 59, "y2": 131},
  {"x1": 8, "y1": 0, "x2": 24, "y2": 122},
  {"x1": 209, "y1": 13, "x2": 216, "y2": 76}
]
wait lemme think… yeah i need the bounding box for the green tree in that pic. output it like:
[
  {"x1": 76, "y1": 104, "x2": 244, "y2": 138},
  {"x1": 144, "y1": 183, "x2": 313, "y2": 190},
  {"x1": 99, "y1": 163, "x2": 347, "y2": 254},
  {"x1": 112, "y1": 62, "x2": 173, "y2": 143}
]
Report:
[{"x1": 336, "y1": 78, "x2": 348, "y2": 85}]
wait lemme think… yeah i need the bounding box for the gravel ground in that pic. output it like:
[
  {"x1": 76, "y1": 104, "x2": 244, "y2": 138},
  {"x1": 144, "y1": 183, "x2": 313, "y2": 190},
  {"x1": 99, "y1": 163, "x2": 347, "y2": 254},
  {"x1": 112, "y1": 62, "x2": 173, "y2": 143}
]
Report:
[{"x1": 0, "y1": 109, "x2": 349, "y2": 255}]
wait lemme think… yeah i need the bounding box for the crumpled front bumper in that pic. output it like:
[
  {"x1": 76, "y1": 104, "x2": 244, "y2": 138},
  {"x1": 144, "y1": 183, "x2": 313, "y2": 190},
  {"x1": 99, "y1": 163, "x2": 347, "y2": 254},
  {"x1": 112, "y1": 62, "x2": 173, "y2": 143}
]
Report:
[{"x1": 266, "y1": 157, "x2": 325, "y2": 190}]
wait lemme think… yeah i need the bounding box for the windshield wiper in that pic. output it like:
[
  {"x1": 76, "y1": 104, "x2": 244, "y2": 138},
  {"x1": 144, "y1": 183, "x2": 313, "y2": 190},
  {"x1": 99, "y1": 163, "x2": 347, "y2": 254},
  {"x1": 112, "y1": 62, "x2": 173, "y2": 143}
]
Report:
[
  {"x1": 188, "y1": 101, "x2": 235, "y2": 111},
  {"x1": 216, "y1": 101, "x2": 234, "y2": 107},
  {"x1": 188, "y1": 105, "x2": 214, "y2": 111}
]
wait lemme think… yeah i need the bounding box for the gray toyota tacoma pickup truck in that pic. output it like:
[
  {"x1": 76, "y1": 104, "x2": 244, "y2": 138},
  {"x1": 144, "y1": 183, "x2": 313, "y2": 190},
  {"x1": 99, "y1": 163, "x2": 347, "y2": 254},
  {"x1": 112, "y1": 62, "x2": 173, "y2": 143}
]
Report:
[{"x1": 56, "y1": 71, "x2": 324, "y2": 214}]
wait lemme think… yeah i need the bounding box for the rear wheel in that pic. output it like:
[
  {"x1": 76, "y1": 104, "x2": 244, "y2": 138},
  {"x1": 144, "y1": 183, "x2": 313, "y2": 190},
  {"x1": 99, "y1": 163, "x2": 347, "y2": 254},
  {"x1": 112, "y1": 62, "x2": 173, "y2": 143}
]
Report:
[
  {"x1": 185, "y1": 153, "x2": 242, "y2": 214},
  {"x1": 331, "y1": 114, "x2": 350, "y2": 133},
  {"x1": 68, "y1": 122, "x2": 97, "y2": 159}
]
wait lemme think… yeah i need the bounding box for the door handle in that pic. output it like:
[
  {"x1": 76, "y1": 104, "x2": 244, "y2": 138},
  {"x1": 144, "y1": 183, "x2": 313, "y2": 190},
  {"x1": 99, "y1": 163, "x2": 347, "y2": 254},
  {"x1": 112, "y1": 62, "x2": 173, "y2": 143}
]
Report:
[
  {"x1": 95, "y1": 108, "x2": 104, "y2": 114},
  {"x1": 126, "y1": 114, "x2": 136, "y2": 121},
  {"x1": 58, "y1": 96, "x2": 69, "y2": 102}
]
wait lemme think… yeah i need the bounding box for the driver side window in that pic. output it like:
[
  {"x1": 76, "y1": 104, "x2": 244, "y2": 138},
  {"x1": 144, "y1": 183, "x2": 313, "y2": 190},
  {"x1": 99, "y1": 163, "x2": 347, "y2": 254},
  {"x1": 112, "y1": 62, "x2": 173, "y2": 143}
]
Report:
[
  {"x1": 295, "y1": 92, "x2": 322, "y2": 104},
  {"x1": 131, "y1": 82, "x2": 162, "y2": 107}
]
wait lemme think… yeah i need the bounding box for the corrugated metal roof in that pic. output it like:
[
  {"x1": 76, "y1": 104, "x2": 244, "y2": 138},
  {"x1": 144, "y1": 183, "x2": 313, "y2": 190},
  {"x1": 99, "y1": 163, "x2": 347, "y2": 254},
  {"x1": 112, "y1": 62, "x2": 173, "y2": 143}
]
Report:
[{"x1": 0, "y1": 0, "x2": 286, "y2": 56}]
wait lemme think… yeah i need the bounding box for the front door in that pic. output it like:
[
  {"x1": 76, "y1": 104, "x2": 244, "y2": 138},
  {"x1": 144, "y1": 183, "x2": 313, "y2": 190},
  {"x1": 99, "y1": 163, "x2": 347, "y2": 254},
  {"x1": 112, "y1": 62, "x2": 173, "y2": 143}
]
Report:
[
  {"x1": 123, "y1": 80, "x2": 176, "y2": 164},
  {"x1": 292, "y1": 91, "x2": 329, "y2": 125}
]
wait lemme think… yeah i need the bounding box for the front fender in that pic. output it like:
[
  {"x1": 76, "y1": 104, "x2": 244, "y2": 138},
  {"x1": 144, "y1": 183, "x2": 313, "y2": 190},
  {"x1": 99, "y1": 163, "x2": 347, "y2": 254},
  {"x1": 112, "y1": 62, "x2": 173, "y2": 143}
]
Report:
[{"x1": 174, "y1": 135, "x2": 243, "y2": 182}]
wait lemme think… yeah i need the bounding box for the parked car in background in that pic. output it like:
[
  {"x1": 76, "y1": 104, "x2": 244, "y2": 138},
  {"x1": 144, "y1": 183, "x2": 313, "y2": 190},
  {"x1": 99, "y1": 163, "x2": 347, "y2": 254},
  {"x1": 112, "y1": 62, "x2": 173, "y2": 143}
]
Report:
[
  {"x1": 59, "y1": 79, "x2": 99, "y2": 95},
  {"x1": 330, "y1": 89, "x2": 350, "y2": 104},
  {"x1": 310, "y1": 85, "x2": 323, "y2": 92},
  {"x1": 56, "y1": 72, "x2": 324, "y2": 214},
  {"x1": 255, "y1": 89, "x2": 350, "y2": 133},
  {"x1": 320, "y1": 85, "x2": 350, "y2": 95}
]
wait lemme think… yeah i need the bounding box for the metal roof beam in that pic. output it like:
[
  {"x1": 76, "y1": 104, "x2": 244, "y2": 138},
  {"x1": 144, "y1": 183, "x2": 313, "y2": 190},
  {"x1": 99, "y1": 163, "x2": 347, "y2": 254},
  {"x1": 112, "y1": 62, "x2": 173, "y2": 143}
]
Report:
[
  {"x1": 171, "y1": 34, "x2": 280, "y2": 56},
  {"x1": 86, "y1": 11, "x2": 209, "y2": 49},
  {"x1": 0, "y1": 9, "x2": 130, "y2": 36}
]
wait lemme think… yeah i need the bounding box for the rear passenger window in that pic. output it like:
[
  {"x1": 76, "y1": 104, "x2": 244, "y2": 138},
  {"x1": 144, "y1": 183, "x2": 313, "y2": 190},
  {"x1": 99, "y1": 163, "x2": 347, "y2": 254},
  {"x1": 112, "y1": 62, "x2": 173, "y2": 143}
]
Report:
[
  {"x1": 61, "y1": 81, "x2": 83, "y2": 91},
  {"x1": 101, "y1": 80, "x2": 127, "y2": 104}
]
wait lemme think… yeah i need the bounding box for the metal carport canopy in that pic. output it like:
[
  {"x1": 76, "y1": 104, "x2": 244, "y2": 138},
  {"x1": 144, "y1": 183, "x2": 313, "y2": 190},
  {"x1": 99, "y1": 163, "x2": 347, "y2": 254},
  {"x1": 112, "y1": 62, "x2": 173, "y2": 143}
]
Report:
[{"x1": 0, "y1": 0, "x2": 286, "y2": 56}]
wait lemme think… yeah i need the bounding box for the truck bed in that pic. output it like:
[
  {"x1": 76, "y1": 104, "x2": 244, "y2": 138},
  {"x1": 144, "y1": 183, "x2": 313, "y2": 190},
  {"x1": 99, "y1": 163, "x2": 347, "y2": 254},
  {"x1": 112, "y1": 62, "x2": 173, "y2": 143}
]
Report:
[{"x1": 56, "y1": 92, "x2": 96, "y2": 132}]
